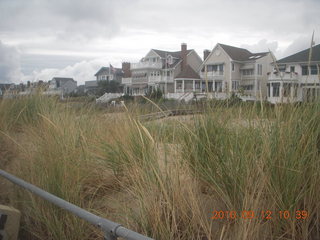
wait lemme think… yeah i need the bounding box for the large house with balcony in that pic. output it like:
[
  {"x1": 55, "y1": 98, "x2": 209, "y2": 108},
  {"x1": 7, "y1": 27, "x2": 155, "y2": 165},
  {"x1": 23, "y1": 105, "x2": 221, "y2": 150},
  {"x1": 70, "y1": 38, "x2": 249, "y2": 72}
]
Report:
[
  {"x1": 200, "y1": 43, "x2": 273, "y2": 100},
  {"x1": 122, "y1": 43, "x2": 202, "y2": 95},
  {"x1": 267, "y1": 44, "x2": 320, "y2": 103}
]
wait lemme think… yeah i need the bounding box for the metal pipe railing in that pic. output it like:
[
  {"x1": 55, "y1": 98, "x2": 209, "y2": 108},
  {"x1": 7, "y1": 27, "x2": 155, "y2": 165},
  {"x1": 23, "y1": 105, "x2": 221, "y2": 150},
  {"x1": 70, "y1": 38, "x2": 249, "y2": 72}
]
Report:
[{"x1": 0, "y1": 169, "x2": 154, "y2": 240}]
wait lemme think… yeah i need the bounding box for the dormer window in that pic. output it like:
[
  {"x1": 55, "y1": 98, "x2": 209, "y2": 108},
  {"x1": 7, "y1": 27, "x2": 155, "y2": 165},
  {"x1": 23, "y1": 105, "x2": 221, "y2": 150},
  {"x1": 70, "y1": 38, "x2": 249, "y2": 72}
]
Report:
[
  {"x1": 290, "y1": 66, "x2": 295, "y2": 73},
  {"x1": 167, "y1": 55, "x2": 173, "y2": 65}
]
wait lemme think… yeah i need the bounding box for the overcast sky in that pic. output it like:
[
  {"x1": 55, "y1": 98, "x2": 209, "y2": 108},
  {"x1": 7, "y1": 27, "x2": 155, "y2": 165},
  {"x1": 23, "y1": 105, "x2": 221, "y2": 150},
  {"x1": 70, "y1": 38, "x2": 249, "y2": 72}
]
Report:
[{"x1": 0, "y1": 0, "x2": 319, "y2": 84}]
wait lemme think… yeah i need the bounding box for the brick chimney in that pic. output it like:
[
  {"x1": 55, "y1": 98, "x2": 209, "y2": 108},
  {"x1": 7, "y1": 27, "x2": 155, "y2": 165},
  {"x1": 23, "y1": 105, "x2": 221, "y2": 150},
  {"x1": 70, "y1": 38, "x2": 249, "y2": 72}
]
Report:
[
  {"x1": 181, "y1": 43, "x2": 187, "y2": 71},
  {"x1": 203, "y1": 49, "x2": 211, "y2": 61},
  {"x1": 122, "y1": 62, "x2": 131, "y2": 77}
]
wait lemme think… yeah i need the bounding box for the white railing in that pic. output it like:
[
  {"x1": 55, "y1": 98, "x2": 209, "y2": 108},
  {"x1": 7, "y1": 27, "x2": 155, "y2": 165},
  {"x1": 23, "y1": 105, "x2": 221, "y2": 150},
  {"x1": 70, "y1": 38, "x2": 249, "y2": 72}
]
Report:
[
  {"x1": 268, "y1": 72, "x2": 299, "y2": 81},
  {"x1": 131, "y1": 77, "x2": 148, "y2": 84},
  {"x1": 148, "y1": 76, "x2": 162, "y2": 83},
  {"x1": 121, "y1": 77, "x2": 132, "y2": 85},
  {"x1": 131, "y1": 62, "x2": 162, "y2": 70},
  {"x1": 200, "y1": 71, "x2": 224, "y2": 79},
  {"x1": 149, "y1": 76, "x2": 174, "y2": 83}
]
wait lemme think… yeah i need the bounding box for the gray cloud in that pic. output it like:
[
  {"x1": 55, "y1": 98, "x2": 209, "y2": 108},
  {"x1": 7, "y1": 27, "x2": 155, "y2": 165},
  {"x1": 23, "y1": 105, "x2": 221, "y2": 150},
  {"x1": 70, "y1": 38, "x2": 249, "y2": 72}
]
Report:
[
  {"x1": 0, "y1": 41, "x2": 21, "y2": 83},
  {"x1": 241, "y1": 39, "x2": 279, "y2": 55},
  {"x1": 0, "y1": 0, "x2": 319, "y2": 83}
]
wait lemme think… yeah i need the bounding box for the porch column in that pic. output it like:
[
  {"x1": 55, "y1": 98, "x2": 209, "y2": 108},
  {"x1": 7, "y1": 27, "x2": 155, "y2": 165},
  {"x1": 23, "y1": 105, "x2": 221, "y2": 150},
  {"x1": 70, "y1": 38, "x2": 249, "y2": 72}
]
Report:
[
  {"x1": 174, "y1": 80, "x2": 176, "y2": 93},
  {"x1": 193, "y1": 80, "x2": 195, "y2": 92},
  {"x1": 182, "y1": 80, "x2": 185, "y2": 93}
]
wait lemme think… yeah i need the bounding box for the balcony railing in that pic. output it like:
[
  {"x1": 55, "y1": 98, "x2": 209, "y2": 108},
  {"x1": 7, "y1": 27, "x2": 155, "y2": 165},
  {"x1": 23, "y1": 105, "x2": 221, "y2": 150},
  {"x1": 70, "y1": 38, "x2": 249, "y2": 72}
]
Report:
[
  {"x1": 268, "y1": 72, "x2": 299, "y2": 81},
  {"x1": 131, "y1": 62, "x2": 162, "y2": 70},
  {"x1": 121, "y1": 77, "x2": 132, "y2": 85},
  {"x1": 132, "y1": 77, "x2": 148, "y2": 84},
  {"x1": 200, "y1": 71, "x2": 224, "y2": 79},
  {"x1": 149, "y1": 76, "x2": 174, "y2": 83}
]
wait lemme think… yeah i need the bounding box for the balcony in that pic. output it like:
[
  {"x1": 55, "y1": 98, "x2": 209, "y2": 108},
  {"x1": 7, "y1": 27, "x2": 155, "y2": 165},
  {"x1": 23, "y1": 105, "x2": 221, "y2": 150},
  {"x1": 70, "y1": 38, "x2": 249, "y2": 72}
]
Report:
[
  {"x1": 122, "y1": 77, "x2": 132, "y2": 85},
  {"x1": 149, "y1": 76, "x2": 174, "y2": 83},
  {"x1": 200, "y1": 71, "x2": 224, "y2": 79},
  {"x1": 131, "y1": 77, "x2": 148, "y2": 84},
  {"x1": 131, "y1": 61, "x2": 162, "y2": 70},
  {"x1": 268, "y1": 72, "x2": 299, "y2": 81}
]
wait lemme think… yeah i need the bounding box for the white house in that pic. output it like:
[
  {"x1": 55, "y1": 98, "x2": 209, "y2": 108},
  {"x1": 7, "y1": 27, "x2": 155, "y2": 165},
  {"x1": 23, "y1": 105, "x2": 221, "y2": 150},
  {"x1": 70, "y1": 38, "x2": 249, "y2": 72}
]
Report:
[
  {"x1": 122, "y1": 43, "x2": 203, "y2": 96},
  {"x1": 267, "y1": 44, "x2": 320, "y2": 103},
  {"x1": 200, "y1": 43, "x2": 273, "y2": 101}
]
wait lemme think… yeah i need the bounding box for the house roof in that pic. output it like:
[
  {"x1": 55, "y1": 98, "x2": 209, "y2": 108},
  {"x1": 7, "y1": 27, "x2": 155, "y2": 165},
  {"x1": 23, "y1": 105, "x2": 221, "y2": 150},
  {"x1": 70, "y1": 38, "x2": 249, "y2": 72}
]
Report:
[
  {"x1": 277, "y1": 44, "x2": 320, "y2": 64},
  {"x1": 175, "y1": 65, "x2": 201, "y2": 79},
  {"x1": 152, "y1": 49, "x2": 193, "y2": 59},
  {"x1": 52, "y1": 77, "x2": 75, "y2": 85},
  {"x1": 218, "y1": 43, "x2": 268, "y2": 61},
  {"x1": 151, "y1": 49, "x2": 194, "y2": 68},
  {"x1": 94, "y1": 67, "x2": 123, "y2": 76}
]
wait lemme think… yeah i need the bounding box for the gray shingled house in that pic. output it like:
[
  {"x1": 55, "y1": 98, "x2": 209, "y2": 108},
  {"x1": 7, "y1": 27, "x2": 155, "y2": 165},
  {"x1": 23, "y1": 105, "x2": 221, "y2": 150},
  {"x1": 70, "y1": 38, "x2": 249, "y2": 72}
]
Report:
[
  {"x1": 267, "y1": 44, "x2": 320, "y2": 103},
  {"x1": 200, "y1": 43, "x2": 273, "y2": 101},
  {"x1": 121, "y1": 43, "x2": 202, "y2": 96}
]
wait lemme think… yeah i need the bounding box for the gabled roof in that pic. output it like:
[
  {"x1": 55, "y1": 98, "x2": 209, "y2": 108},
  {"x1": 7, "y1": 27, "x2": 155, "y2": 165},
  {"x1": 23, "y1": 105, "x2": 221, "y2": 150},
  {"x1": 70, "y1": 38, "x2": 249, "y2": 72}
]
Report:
[
  {"x1": 152, "y1": 49, "x2": 193, "y2": 59},
  {"x1": 149, "y1": 49, "x2": 194, "y2": 69},
  {"x1": 277, "y1": 44, "x2": 320, "y2": 64},
  {"x1": 52, "y1": 77, "x2": 75, "y2": 83},
  {"x1": 94, "y1": 67, "x2": 123, "y2": 76},
  {"x1": 218, "y1": 43, "x2": 268, "y2": 61},
  {"x1": 175, "y1": 65, "x2": 201, "y2": 79}
]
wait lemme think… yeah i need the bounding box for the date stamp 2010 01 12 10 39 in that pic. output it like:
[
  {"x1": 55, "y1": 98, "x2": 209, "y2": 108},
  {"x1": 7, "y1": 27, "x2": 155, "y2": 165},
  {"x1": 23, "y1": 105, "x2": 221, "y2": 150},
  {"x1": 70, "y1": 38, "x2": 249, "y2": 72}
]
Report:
[{"x1": 211, "y1": 210, "x2": 308, "y2": 220}]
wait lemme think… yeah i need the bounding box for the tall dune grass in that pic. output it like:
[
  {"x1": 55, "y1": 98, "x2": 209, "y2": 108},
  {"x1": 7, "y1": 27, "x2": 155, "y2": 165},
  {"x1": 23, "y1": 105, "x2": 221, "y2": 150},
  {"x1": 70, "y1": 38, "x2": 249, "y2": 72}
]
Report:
[{"x1": 0, "y1": 96, "x2": 319, "y2": 240}]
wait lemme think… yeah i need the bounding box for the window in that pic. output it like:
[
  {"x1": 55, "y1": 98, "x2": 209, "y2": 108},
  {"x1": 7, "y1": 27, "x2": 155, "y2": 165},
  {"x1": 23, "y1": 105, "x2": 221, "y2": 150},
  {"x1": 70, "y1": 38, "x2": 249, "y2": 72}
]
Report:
[
  {"x1": 279, "y1": 65, "x2": 286, "y2": 72},
  {"x1": 215, "y1": 81, "x2": 222, "y2": 92},
  {"x1": 207, "y1": 65, "x2": 218, "y2": 72},
  {"x1": 219, "y1": 64, "x2": 224, "y2": 72},
  {"x1": 283, "y1": 83, "x2": 291, "y2": 97},
  {"x1": 176, "y1": 80, "x2": 182, "y2": 89},
  {"x1": 232, "y1": 63, "x2": 235, "y2": 71},
  {"x1": 310, "y1": 65, "x2": 318, "y2": 75},
  {"x1": 290, "y1": 66, "x2": 295, "y2": 73},
  {"x1": 195, "y1": 81, "x2": 201, "y2": 89},
  {"x1": 272, "y1": 82, "x2": 280, "y2": 97},
  {"x1": 232, "y1": 80, "x2": 239, "y2": 90},
  {"x1": 242, "y1": 69, "x2": 254, "y2": 75},
  {"x1": 257, "y1": 64, "x2": 262, "y2": 75},
  {"x1": 293, "y1": 83, "x2": 298, "y2": 97},
  {"x1": 302, "y1": 66, "x2": 309, "y2": 75},
  {"x1": 242, "y1": 85, "x2": 254, "y2": 91}
]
